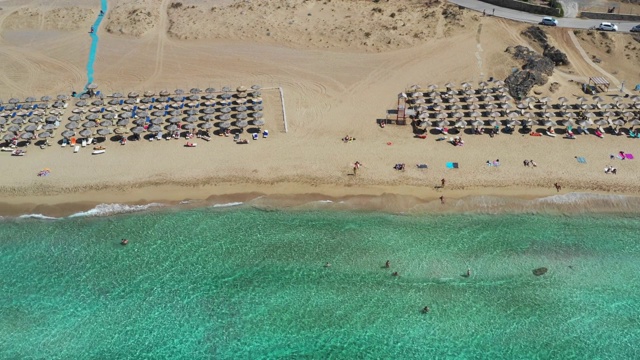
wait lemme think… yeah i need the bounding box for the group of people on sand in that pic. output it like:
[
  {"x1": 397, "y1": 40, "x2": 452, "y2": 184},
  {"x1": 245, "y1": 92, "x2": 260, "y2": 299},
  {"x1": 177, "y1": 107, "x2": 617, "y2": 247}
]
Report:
[
  {"x1": 486, "y1": 159, "x2": 500, "y2": 167},
  {"x1": 393, "y1": 163, "x2": 406, "y2": 171},
  {"x1": 449, "y1": 136, "x2": 464, "y2": 146},
  {"x1": 342, "y1": 135, "x2": 356, "y2": 143},
  {"x1": 604, "y1": 166, "x2": 618, "y2": 175},
  {"x1": 523, "y1": 159, "x2": 537, "y2": 167}
]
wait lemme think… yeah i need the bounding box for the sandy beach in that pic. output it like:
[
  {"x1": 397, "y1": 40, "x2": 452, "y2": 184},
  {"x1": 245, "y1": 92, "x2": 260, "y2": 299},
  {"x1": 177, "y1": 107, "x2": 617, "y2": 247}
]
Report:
[{"x1": 0, "y1": 0, "x2": 639, "y2": 216}]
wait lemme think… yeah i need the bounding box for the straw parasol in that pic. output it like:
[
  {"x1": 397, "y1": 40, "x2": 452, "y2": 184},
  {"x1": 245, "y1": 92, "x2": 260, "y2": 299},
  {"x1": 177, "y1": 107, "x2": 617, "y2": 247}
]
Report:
[
  {"x1": 131, "y1": 126, "x2": 145, "y2": 134},
  {"x1": 253, "y1": 119, "x2": 265, "y2": 127},
  {"x1": 133, "y1": 119, "x2": 146, "y2": 126},
  {"x1": 148, "y1": 125, "x2": 162, "y2": 133},
  {"x1": 543, "y1": 112, "x2": 555, "y2": 118},
  {"x1": 557, "y1": 96, "x2": 568, "y2": 105},
  {"x1": 61, "y1": 130, "x2": 75, "y2": 138},
  {"x1": 185, "y1": 116, "x2": 198, "y2": 123},
  {"x1": 469, "y1": 111, "x2": 481, "y2": 120},
  {"x1": 166, "y1": 124, "x2": 178, "y2": 132},
  {"x1": 235, "y1": 120, "x2": 248, "y2": 129},
  {"x1": 11, "y1": 118, "x2": 25, "y2": 125},
  {"x1": 489, "y1": 111, "x2": 501, "y2": 119},
  {"x1": 83, "y1": 121, "x2": 98, "y2": 128},
  {"x1": 454, "y1": 120, "x2": 466, "y2": 128},
  {"x1": 20, "y1": 132, "x2": 35, "y2": 140},
  {"x1": 594, "y1": 119, "x2": 608, "y2": 126},
  {"x1": 65, "y1": 122, "x2": 79, "y2": 129},
  {"x1": 219, "y1": 113, "x2": 231, "y2": 121},
  {"x1": 3, "y1": 133, "x2": 16, "y2": 141},
  {"x1": 218, "y1": 121, "x2": 231, "y2": 129},
  {"x1": 25, "y1": 124, "x2": 37, "y2": 132},
  {"x1": 116, "y1": 119, "x2": 130, "y2": 127},
  {"x1": 97, "y1": 128, "x2": 112, "y2": 136},
  {"x1": 611, "y1": 119, "x2": 626, "y2": 126},
  {"x1": 543, "y1": 119, "x2": 557, "y2": 127},
  {"x1": 114, "y1": 127, "x2": 129, "y2": 135},
  {"x1": 7, "y1": 125, "x2": 21, "y2": 133},
  {"x1": 203, "y1": 114, "x2": 215, "y2": 121},
  {"x1": 168, "y1": 117, "x2": 181, "y2": 124},
  {"x1": 151, "y1": 118, "x2": 163, "y2": 125},
  {"x1": 200, "y1": 122, "x2": 214, "y2": 129},
  {"x1": 99, "y1": 120, "x2": 113, "y2": 127},
  {"x1": 452, "y1": 111, "x2": 464, "y2": 119},
  {"x1": 79, "y1": 129, "x2": 93, "y2": 137},
  {"x1": 183, "y1": 123, "x2": 196, "y2": 130}
]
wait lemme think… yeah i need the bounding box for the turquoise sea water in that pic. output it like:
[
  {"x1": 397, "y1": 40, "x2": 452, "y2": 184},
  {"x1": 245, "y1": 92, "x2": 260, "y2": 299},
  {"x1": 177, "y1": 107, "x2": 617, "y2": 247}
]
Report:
[{"x1": 1, "y1": 206, "x2": 640, "y2": 359}]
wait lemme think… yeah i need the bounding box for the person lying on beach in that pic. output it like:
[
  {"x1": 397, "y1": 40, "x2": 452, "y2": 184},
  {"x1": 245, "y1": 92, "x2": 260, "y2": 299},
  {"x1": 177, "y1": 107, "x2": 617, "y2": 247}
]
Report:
[{"x1": 530, "y1": 160, "x2": 537, "y2": 167}]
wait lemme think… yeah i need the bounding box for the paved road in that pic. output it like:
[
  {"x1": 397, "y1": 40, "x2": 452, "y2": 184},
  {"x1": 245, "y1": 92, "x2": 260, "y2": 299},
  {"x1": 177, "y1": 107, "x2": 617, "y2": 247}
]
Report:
[{"x1": 449, "y1": 0, "x2": 638, "y2": 32}]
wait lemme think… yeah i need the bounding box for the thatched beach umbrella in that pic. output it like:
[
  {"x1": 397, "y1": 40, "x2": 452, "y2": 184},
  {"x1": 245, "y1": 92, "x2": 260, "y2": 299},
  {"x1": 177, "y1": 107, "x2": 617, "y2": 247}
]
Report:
[
  {"x1": 131, "y1": 126, "x2": 145, "y2": 134},
  {"x1": 159, "y1": 90, "x2": 170, "y2": 97},
  {"x1": 183, "y1": 123, "x2": 196, "y2": 130},
  {"x1": 28, "y1": 117, "x2": 43, "y2": 123},
  {"x1": 83, "y1": 121, "x2": 98, "y2": 128},
  {"x1": 612, "y1": 119, "x2": 626, "y2": 126},
  {"x1": 489, "y1": 111, "x2": 501, "y2": 119},
  {"x1": 114, "y1": 127, "x2": 129, "y2": 135},
  {"x1": 220, "y1": 93, "x2": 232, "y2": 100},
  {"x1": 150, "y1": 118, "x2": 163, "y2": 125},
  {"x1": 133, "y1": 119, "x2": 146, "y2": 126},
  {"x1": 469, "y1": 111, "x2": 481, "y2": 120},
  {"x1": 20, "y1": 132, "x2": 35, "y2": 140},
  {"x1": 594, "y1": 119, "x2": 608, "y2": 126},
  {"x1": 218, "y1": 121, "x2": 231, "y2": 129},
  {"x1": 544, "y1": 119, "x2": 557, "y2": 127},
  {"x1": 203, "y1": 114, "x2": 215, "y2": 121},
  {"x1": 166, "y1": 124, "x2": 178, "y2": 132},
  {"x1": 200, "y1": 122, "x2": 214, "y2": 129},
  {"x1": 61, "y1": 130, "x2": 75, "y2": 138},
  {"x1": 253, "y1": 119, "x2": 265, "y2": 127},
  {"x1": 11, "y1": 118, "x2": 25, "y2": 125},
  {"x1": 578, "y1": 119, "x2": 593, "y2": 127},
  {"x1": 205, "y1": 87, "x2": 217, "y2": 94},
  {"x1": 65, "y1": 121, "x2": 79, "y2": 129},
  {"x1": 102, "y1": 113, "x2": 115, "y2": 120},
  {"x1": 7, "y1": 125, "x2": 21, "y2": 133},
  {"x1": 168, "y1": 117, "x2": 181, "y2": 124},
  {"x1": 184, "y1": 116, "x2": 198, "y2": 123},
  {"x1": 79, "y1": 129, "x2": 93, "y2": 137},
  {"x1": 25, "y1": 124, "x2": 37, "y2": 132},
  {"x1": 116, "y1": 119, "x2": 130, "y2": 126},
  {"x1": 219, "y1": 113, "x2": 231, "y2": 121},
  {"x1": 148, "y1": 125, "x2": 161, "y2": 133},
  {"x1": 97, "y1": 128, "x2": 111, "y2": 136},
  {"x1": 100, "y1": 120, "x2": 113, "y2": 127}
]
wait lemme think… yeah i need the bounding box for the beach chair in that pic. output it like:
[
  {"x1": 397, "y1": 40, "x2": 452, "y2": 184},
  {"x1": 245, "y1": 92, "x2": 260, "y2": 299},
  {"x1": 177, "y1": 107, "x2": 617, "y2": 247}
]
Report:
[
  {"x1": 70, "y1": 137, "x2": 77, "y2": 146},
  {"x1": 16, "y1": 104, "x2": 22, "y2": 110},
  {"x1": 119, "y1": 99, "x2": 124, "y2": 105},
  {"x1": 11, "y1": 112, "x2": 16, "y2": 118},
  {"x1": 252, "y1": 133, "x2": 258, "y2": 140},
  {"x1": 263, "y1": 130, "x2": 269, "y2": 138},
  {"x1": 81, "y1": 139, "x2": 87, "y2": 147},
  {"x1": 95, "y1": 91, "x2": 101, "y2": 97},
  {"x1": 74, "y1": 145, "x2": 80, "y2": 153}
]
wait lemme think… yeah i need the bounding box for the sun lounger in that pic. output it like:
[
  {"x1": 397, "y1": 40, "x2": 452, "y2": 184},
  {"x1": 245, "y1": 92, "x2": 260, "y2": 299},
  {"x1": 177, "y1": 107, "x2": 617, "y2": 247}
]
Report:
[
  {"x1": 416, "y1": 164, "x2": 428, "y2": 169},
  {"x1": 81, "y1": 139, "x2": 87, "y2": 147},
  {"x1": 576, "y1": 157, "x2": 587, "y2": 164},
  {"x1": 529, "y1": 132, "x2": 542, "y2": 137},
  {"x1": 446, "y1": 162, "x2": 459, "y2": 169},
  {"x1": 237, "y1": 139, "x2": 249, "y2": 144},
  {"x1": 416, "y1": 134, "x2": 427, "y2": 139},
  {"x1": 74, "y1": 145, "x2": 80, "y2": 153},
  {"x1": 263, "y1": 130, "x2": 269, "y2": 138},
  {"x1": 252, "y1": 133, "x2": 258, "y2": 140},
  {"x1": 92, "y1": 149, "x2": 106, "y2": 155}
]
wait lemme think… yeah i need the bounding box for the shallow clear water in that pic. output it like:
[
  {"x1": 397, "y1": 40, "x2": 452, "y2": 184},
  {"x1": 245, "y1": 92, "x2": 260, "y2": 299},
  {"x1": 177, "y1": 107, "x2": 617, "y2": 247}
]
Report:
[{"x1": 1, "y1": 208, "x2": 639, "y2": 358}]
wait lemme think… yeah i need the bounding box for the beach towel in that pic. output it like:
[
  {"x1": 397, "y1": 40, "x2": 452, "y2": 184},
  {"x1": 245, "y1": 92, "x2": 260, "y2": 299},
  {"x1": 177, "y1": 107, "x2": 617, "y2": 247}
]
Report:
[
  {"x1": 446, "y1": 162, "x2": 459, "y2": 169},
  {"x1": 417, "y1": 164, "x2": 428, "y2": 169},
  {"x1": 625, "y1": 154, "x2": 634, "y2": 160},
  {"x1": 576, "y1": 157, "x2": 587, "y2": 164}
]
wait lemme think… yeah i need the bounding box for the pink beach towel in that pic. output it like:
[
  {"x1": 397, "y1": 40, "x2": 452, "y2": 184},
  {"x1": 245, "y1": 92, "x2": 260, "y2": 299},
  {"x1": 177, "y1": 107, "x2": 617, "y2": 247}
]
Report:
[{"x1": 625, "y1": 154, "x2": 634, "y2": 160}]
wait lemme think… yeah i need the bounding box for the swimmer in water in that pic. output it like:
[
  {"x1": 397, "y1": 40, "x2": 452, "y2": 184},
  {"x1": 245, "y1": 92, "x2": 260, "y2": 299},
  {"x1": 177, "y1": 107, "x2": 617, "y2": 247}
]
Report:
[
  {"x1": 120, "y1": 239, "x2": 128, "y2": 246},
  {"x1": 392, "y1": 272, "x2": 399, "y2": 277},
  {"x1": 385, "y1": 260, "x2": 390, "y2": 268},
  {"x1": 466, "y1": 268, "x2": 471, "y2": 277},
  {"x1": 422, "y1": 306, "x2": 430, "y2": 313},
  {"x1": 324, "y1": 262, "x2": 331, "y2": 268}
]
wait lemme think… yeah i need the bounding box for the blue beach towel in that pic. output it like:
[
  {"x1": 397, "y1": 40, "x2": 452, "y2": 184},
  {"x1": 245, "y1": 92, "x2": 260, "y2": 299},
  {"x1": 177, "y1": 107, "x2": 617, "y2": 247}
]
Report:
[
  {"x1": 576, "y1": 157, "x2": 587, "y2": 164},
  {"x1": 446, "y1": 162, "x2": 459, "y2": 169}
]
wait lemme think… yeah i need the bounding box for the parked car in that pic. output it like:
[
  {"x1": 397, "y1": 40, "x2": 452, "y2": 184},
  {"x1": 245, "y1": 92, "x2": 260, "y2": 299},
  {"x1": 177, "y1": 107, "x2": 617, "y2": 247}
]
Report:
[
  {"x1": 540, "y1": 17, "x2": 558, "y2": 26},
  {"x1": 631, "y1": 24, "x2": 640, "y2": 32},
  {"x1": 597, "y1": 22, "x2": 618, "y2": 31}
]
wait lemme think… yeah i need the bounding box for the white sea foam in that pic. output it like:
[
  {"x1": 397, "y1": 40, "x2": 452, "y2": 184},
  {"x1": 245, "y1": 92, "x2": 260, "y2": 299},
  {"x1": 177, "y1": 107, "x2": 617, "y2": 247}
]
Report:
[
  {"x1": 315, "y1": 200, "x2": 334, "y2": 203},
  {"x1": 535, "y1": 192, "x2": 633, "y2": 205},
  {"x1": 17, "y1": 214, "x2": 59, "y2": 220},
  {"x1": 68, "y1": 203, "x2": 165, "y2": 218},
  {"x1": 211, "y1": 202, "x2": 244, "y2": 208}
]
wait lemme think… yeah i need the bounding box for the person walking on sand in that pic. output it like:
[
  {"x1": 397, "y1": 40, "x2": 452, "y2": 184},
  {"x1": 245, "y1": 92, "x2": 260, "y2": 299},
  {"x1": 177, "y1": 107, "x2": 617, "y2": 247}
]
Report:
[
  {"x1": 483, "y1": 9, "x2": 486, "y2": 16},
  {"x1": 353, "y1": 165, "x2": 357, "y2": 176},
  {"x1": 554, "y1": 182, "x2": 561, "y2": 192},
  {"x1": 492, "y1": 8, "x2": 495, "y2": 15},
  {"x1": 439, "y1": 196, "x2": 445, "y2": 204},
  {"x1": 441, "y1": 178, "x2": 446, "y2": 188}
]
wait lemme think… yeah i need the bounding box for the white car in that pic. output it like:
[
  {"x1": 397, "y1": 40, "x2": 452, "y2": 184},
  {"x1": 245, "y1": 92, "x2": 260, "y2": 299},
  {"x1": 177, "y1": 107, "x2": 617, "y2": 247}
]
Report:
[
  {"x1": 540, "y1": 17, "x2": 558, "y2": 26},
  {"x1": 597, "y1": 22, "x2": 618, "y2": 31}
]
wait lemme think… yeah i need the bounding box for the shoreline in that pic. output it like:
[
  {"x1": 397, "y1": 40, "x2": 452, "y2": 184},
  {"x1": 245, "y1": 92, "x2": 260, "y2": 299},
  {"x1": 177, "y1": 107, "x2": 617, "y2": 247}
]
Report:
[{"x1": 3, "y1": 181, "x2": 640, "y2": 218}]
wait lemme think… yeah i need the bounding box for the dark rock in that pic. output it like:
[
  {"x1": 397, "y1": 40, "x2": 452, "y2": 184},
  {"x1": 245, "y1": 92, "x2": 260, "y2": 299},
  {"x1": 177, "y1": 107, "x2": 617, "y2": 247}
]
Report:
[
  {"x1": 505, "y1": 45, "x2": 554, "y2": 98},
  {"x1": 522, "y1": 26, "x2": 548, "y2": 47},
  {"x1": 533, "y1": 267, "x2": 548, "y2": 276},
  {"x1": 543, "y1": 45, "x2": 570, "y2": 66}
]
